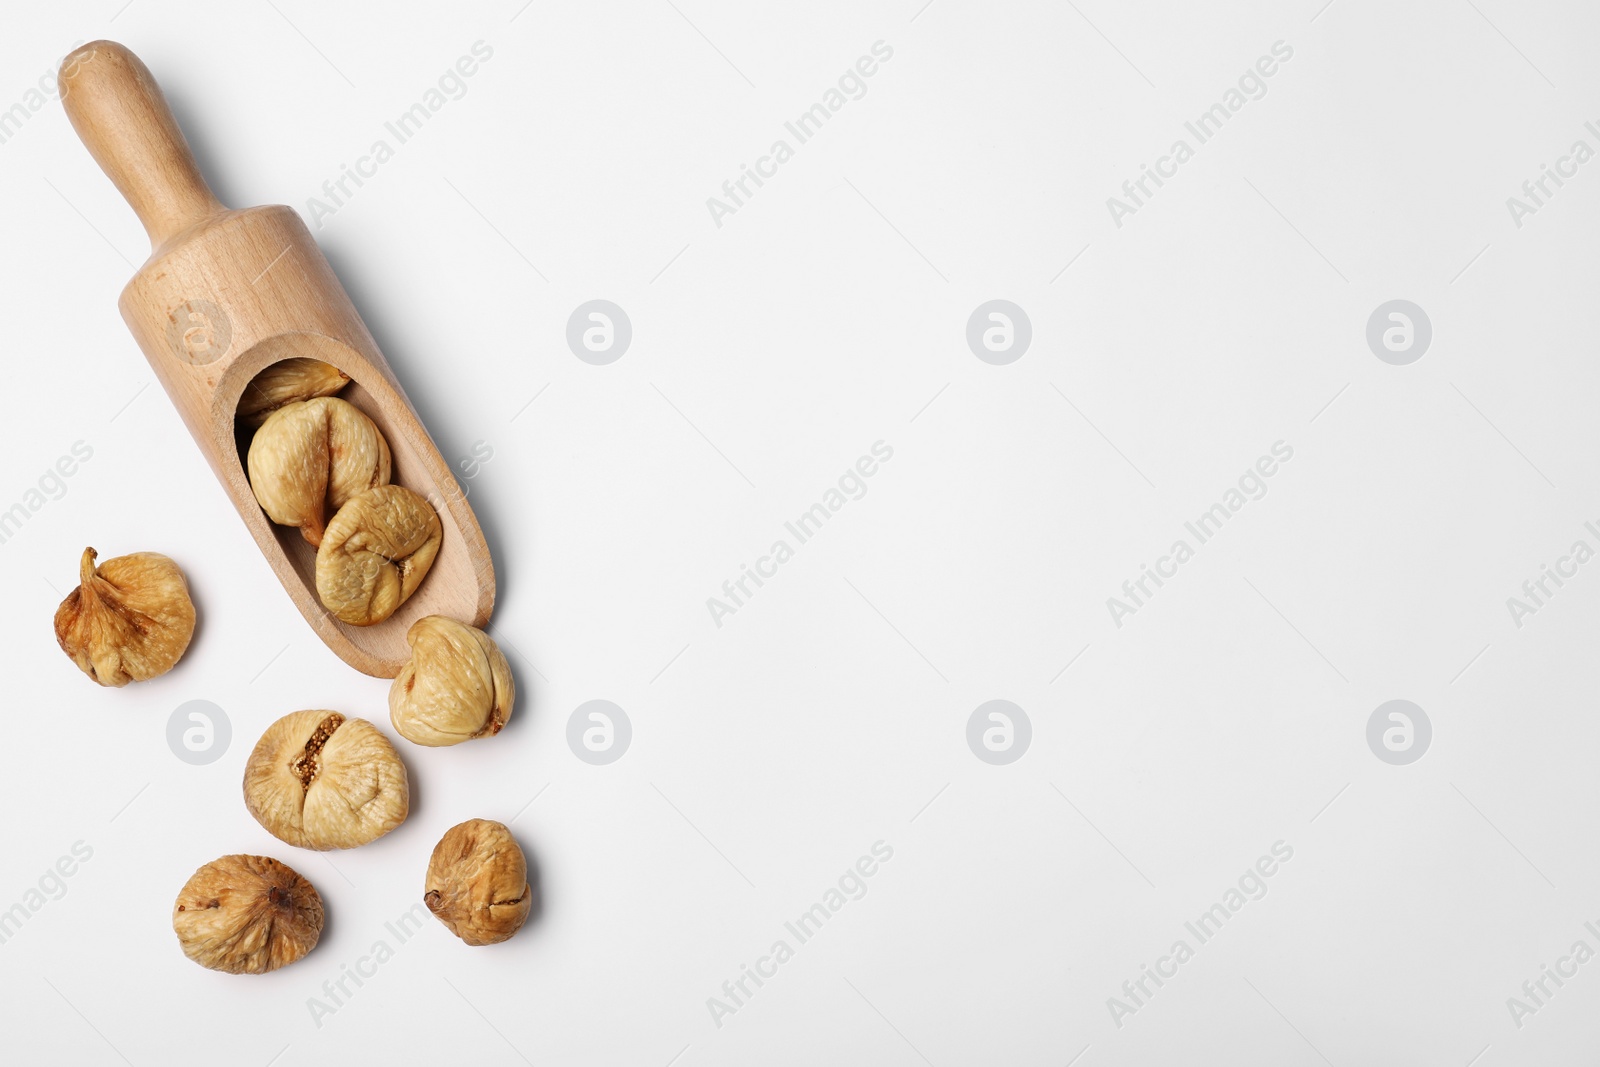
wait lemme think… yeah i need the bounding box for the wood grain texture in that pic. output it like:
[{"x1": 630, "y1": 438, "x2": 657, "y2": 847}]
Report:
[{"x1": 59, "y1": 41, "x2": 495, "y2": 678}]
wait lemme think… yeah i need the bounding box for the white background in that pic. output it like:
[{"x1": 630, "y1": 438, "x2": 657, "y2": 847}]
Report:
[{"x1": 1, "y1": 0, "x2": 1598, "y2": 1063}]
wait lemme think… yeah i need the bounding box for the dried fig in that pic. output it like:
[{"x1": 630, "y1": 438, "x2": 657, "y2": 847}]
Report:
[
  {"x1": 237, "y1": 357, "x2": 351, "y2": 427},
  {"x1": 243, "y1": 710, "x2": 409, "y2": 850},
  {"x1": 54, "y1": 547, "x2": 195, "y2": 687},
  {"x1": 173, "y1": 854, "x2": 323, "y2": 974},
  {"x1": 316, "y1": 485, "x2": 442, "y2": 626},
  {"x1": 424, "y1": 819, "x2": 532, "y2": 946},
  {"x1": 247, "y1": 396, "x2": 391, "y2": 547},
  {"x1": 390, "y1": 617, "x2": 514, "y2": 746}
]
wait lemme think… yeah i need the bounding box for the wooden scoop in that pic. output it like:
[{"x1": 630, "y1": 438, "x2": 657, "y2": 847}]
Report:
[{"x1": 59, "y1": 41, "x2": 494, "y2": 678}]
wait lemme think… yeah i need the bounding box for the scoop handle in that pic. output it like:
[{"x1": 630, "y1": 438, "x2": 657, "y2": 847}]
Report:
[{"x1": 58, "y1": 41, "x2": 225, "y2": 252}]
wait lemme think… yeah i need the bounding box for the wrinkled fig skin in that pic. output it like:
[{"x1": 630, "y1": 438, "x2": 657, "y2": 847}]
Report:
[
  {"x1": 390, "y1": 617, "x2": 515, "y2": 746},
  {"x1": 237, "y1": 358, "x2": 351, "y2": 427},
  {"x1": 316, "y1": 485, "x2": 442, "y2": 626},
  {"x1": 173, "y1": 854, "x2": 323, "y2": 974},
  {"x1": 247, "y1": 396, "x2": 391, "y2": 547},
  {"x1": 54, "y1": 547, "x2": 196, "y2": 687},
  {"x1": 243, "y1": 710, "x2": 410, "y2": 850},
  {"x1": 425, "y1": 820, "x2": 532, "y2": 946}
]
